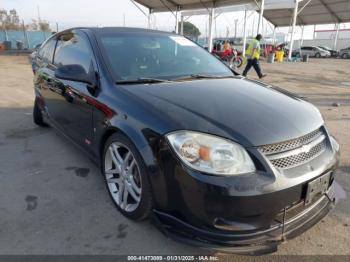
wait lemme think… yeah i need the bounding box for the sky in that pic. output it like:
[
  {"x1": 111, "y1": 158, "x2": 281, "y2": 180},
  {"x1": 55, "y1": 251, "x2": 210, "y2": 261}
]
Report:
[{"x1": 1, "y1": 0, "x2": 349, "y2": 40}]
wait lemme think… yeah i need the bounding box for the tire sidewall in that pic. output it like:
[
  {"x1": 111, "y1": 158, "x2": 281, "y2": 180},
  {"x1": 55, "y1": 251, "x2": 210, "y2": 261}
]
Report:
[{"x1": 33, "y1": 97, "x2": 46, "y2": 126}]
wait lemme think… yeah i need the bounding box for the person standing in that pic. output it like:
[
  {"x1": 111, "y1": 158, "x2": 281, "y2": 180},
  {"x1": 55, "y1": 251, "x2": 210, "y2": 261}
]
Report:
[
  {"x1": 223, "y1": 40, "x2": 231, "y2": 52},
  {"x1": 242, "y1": 34, "x2": 266, "y2": 79}
]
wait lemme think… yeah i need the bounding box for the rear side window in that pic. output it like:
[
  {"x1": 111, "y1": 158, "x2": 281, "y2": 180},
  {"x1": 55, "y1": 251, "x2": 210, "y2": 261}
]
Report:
[
  {"x1": 38, "y1": 38, "x2": 57, "y2": 63},
  {"x1": 54, "y1": 32, "x2": 93, "y2": 74}
]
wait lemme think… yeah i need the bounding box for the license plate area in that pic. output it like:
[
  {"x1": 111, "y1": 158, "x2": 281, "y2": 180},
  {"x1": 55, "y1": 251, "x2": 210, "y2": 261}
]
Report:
[{"x1": 305, "y1": 172, "x2": 331, "y2": 205}]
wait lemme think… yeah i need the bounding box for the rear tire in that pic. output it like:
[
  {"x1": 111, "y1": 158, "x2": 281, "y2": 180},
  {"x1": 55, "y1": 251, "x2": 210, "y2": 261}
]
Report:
[
  {"x1": 342, "y1": 53, "x2": 349, "y2": 59},
  {"x1": 315, "y1": 53, "x2": 321, "y2": 58},
  {"x1": 102, "y1": 133, "x2": 153, "y2": 220},
  {"x1": 33, "y1": 97, "x2": 47, "y2": 127}
]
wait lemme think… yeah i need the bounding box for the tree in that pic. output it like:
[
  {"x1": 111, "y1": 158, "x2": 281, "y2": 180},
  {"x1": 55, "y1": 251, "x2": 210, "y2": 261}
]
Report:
[
  {"x1": 178, "y1": 21, "x2": 201, "y2": 41},
  {"x1": 26, "y1": 19, "x2": 39, "y2": 31},
  {"x1": 0, "y1": 8, "x2": 51, "y2": 31},
  {"x1": 0, "y1": 9, "x2": 20, "y2": 30},
  {"x1": 38, "y1": 21, "x2": 50, "y2": 32}
]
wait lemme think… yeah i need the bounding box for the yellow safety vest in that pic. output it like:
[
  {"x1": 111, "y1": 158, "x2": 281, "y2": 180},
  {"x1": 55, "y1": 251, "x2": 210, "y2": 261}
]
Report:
[{"x1": 245, "y1": 39, "x2": 260, "y2": 59}]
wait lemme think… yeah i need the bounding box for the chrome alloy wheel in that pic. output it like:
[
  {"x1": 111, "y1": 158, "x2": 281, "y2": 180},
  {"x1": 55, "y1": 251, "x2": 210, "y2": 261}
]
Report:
[{"x1": 104, "y1": 142, "x2": 142, "y2": 212}]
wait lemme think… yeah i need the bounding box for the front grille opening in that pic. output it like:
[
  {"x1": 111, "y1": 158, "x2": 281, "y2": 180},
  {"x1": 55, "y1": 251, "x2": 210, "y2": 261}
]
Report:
[
  {"x1": 259, "y1": 127, "x2": 328, "y2": 169},
  {"x1": 270, "y1": 139, "x2": 326, "y2": 169},
  {"x1": 260, "y1": 128, "x2": 323, "y2": 155}
]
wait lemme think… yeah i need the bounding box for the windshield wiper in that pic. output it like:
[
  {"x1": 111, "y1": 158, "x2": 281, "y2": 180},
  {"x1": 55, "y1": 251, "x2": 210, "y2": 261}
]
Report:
[
  {"x1": 174, "y1": 74, "x2": 238, "y2": 81},
  {"x1": 116, "y1": 78, "x2": 171, "y2": 85}
]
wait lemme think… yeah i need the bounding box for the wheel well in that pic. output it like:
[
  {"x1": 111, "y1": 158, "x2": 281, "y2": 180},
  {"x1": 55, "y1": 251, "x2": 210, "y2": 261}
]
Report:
[{"x1": 99, "y1": 128, "x2": 119, "y2": 160}]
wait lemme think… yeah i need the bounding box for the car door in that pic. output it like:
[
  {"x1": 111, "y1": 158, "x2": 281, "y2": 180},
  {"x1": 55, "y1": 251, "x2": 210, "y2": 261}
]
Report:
[
  {"x1": 34, "y1": 36, "x2": 59, "y2": 118},
  {"x1": 51, "y1": 30, "x2": 98, "y2": 151},
  {"x1": 310, "y1": 47, "x2": 315, "y2": 56},
  {"x1": 301, "y1": 46, "x2": 310, "y2": 55},
  {"x1": 312, "y1": 47, "x2": 320, "y2": 56}
]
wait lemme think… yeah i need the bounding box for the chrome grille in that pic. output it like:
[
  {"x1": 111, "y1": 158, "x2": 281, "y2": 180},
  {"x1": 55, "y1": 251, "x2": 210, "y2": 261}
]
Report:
[
  {"x1": 269, "y1": 139, "x2": 327, "y2": 169},
  {"x1": 260, "y1": 128, "x2": 323, "y2": 155},
  {"x1": 260, "y1": 128, "x2": 328, "y2": 169}
]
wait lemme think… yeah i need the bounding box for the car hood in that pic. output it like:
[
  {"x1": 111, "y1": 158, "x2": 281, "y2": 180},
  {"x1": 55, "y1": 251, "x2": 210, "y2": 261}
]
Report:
[{"x1": 122, "y1": 78, "x2": 324, "y2": 147}]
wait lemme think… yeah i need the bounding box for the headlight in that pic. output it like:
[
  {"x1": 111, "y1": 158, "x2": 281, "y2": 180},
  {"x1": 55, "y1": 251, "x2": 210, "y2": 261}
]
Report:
[{"x1": 166, "y1": 131, "x2": 256, "y2": 176}]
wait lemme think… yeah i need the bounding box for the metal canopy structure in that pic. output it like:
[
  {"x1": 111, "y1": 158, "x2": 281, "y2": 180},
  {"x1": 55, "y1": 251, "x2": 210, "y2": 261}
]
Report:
[
  {"x1": 132, "y1": 0, "x2": 262, "y2": 51},
  {"x1": 132, "y1": 0, "x2": 254, "y2": 12},
  {"x1": 132, "y1": 0, "x2": 350, "y2": 59},
  {"x1": 263, "y1": 0, "x2": 350, "y2": 27}
]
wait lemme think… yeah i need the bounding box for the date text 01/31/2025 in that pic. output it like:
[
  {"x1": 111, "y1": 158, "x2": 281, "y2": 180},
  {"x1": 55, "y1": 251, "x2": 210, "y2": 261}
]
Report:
[{"x1": 127, "y1": 256, "x2": 219, "y2": 261}]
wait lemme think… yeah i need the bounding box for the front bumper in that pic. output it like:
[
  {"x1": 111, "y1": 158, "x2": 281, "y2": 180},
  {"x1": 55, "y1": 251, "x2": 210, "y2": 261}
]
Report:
[
  {"x1": 150, "y1": 134, "x2": 340, "y2": 255},
  {"x1": 153, "y1": 179, "x2": 336, "y2": 255}
]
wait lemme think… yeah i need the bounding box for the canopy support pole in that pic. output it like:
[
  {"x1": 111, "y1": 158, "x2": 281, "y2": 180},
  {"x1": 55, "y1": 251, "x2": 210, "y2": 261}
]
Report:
[
  {"x1": 257, "y1": 0, "x2": 265, "y2": 34},
  {"x1": 242, "y1": 10, "x2": 248, "y2": 57},
  {"x1": 208, "y1": 8, "x2": 215, "y2": 52},
  {"x1": 333, "y1": 23, "x2": 340, "y2": 50},
  {"x1": 147, "y1": 9, "x2": 152, "y2": 29},
  {"x1": 272, "y1": 26, "x2": 276, "y2": 45},
  {"x1": 300, "y1": 25, "x2": 305, "y2": 47},
  {"x1": 313, "y1": 25, "x2": 316, "y2": 40},
  {"x1": 180, "y1": 15, "x2": 184, "y2": 35},
  {"x1": 288, "y1": 0, "x2": 299, "y2": 60},
  {"x1": 175, "y1": 8, "x2": 180, "y2": 34},
  {"x1": 252, "y1": 13, "x2": 255, "y2": 37}
]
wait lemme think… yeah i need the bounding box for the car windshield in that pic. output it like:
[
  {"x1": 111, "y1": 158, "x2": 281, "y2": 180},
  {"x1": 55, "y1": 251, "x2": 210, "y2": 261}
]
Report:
[{"x1": 98, "y1": 32, "x2": 233, "y2": 81}]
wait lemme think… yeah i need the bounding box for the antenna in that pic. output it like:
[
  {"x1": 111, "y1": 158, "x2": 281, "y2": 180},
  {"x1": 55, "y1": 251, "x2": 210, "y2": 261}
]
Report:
[{"x1": 37, "y1": 5, "x2": 41, "y2": 23}]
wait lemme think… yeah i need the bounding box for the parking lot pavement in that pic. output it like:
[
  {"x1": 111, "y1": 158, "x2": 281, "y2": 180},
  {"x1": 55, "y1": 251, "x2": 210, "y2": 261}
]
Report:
[{"x1": 0, "y1": 56, "x2": 349, "y2": 256}]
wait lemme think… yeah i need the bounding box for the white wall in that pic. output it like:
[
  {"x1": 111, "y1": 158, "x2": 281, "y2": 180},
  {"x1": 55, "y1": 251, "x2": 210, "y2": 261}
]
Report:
[
  {"x1": 315, "y1": 30, "x2": 350, "y2": 40},
  {"x1": 293, "y1": 38, "x2": 350, "y2": 50}
]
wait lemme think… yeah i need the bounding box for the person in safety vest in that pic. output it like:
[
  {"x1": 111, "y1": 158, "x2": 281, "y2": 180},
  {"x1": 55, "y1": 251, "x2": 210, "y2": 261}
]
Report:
[{"x1": 242, "y1": 34, "x2": 266, "y2": 79}]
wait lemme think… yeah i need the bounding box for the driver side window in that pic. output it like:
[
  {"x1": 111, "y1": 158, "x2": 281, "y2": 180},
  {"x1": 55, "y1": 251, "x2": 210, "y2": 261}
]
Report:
[
  {"x1": 38, "y1": 37, "x2": 57, "y2": 64},
  {"x1": 54, "y1": 32, "x2": 94, "y2": 74}
]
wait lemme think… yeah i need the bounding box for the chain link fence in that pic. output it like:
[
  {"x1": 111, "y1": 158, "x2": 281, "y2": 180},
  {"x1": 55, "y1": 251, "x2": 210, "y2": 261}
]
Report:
[{"x1": 0, "y1": 30, "x2": 52, "y2": 50}]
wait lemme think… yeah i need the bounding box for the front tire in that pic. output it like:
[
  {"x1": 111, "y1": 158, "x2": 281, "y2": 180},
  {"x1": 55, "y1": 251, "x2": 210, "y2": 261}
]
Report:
[
  {"x1": 315, "y1": 52, "x2": 321, "y2": 58},
  {"x1": 33, "y1": 97, "x2": 47, "y2": 127},
  {"x1": 235, "y1": 57, "x2": 243, "y2": 68},
  {"x1": 102, "y1": 133, "x2": 153, "y2": 220},
  {"x1": 342, "y1": 53, "x2": 349, "y2": 59}
]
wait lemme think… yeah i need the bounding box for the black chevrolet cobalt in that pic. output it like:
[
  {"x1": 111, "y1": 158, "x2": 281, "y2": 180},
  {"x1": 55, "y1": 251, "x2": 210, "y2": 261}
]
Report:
[{"x1": 32, "y1": 27, "x2": 340, "y2": 254}]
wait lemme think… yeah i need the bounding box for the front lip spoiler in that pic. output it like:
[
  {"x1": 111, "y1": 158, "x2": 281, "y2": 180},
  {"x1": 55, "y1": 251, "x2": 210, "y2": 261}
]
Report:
[{"x1": 151, "y1": 190, "x2": 336, "y2": 255}]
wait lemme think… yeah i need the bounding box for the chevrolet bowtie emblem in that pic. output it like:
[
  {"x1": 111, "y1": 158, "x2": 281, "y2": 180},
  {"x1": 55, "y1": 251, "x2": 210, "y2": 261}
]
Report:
[{"x1": 301, "y1": 144, "x2": 312, "y2": 154}]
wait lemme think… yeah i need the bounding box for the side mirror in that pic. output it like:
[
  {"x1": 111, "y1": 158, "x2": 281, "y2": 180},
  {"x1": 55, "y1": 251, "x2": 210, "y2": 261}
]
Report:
[{"x1": 55, "y1": 64, "x2": 95, "y2": 85}]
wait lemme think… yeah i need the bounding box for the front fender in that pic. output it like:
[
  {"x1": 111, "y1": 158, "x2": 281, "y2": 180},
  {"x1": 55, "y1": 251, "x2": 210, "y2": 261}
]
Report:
[{"x1": 99, "y1": 116, "x2": 169, "y2": 210}]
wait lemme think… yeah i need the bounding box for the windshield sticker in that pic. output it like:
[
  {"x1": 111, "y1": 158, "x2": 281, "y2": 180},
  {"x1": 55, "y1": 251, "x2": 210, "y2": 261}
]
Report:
[{"x1": 169, "y1": 36, "x2": 196, "y2": 46}]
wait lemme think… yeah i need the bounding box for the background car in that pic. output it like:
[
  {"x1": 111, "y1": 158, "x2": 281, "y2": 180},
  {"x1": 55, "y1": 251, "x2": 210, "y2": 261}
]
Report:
[
  {"x1": 318, "y1": 46, "x2": 339, "y2": 57},
  {"x1": 339, "y1": 47, "x2": 350, "y2": 59},
  {"x1": 294, "y1": 46, "x2": 331, "y2": 58}
]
